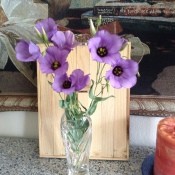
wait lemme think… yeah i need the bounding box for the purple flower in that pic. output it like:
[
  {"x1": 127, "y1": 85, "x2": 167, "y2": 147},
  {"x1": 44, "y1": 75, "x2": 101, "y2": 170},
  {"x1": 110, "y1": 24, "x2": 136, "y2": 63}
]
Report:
[
  {"x1": 106, "y1": 57, "x2": 138, "y2": 88},
  {"x1": 51, "y1": 30, "x2": 78, "y2": 51},
  {"x1": 52, "y1": 69, "x2": 90, "y2": 94},
  {"x1": 15, "y1": 40, "x2": 41, "y2": 62},
  {"x1": 88, "y1": 30, "x2": 126, "y2": 65},
  {"x1": 52, "y1": 73, "x2": 76, "y2": 95},
  {"x1": 70, "y1": 69, "x2": 90, "y2": 91},
  {"x1": 39, "y1": 46, "x2": 69, "y2": 75},
  {"x1": 35, "y1": 18, "x2": 57, "y2": 40}
]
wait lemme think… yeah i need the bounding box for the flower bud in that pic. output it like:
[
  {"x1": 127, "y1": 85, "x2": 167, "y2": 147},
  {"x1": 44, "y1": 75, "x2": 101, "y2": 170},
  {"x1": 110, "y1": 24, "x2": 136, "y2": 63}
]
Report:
[{"x1": 89, "y1": 19, "x2": 96, "y2": 36}]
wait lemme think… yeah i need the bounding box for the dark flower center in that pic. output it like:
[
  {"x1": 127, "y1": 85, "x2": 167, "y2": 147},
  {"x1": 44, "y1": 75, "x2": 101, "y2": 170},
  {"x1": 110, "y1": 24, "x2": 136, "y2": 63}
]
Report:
[
  {"x1": 52, "y1": 61, "x2": 61, "y2": 70},
  {"x1": 63, "y1": 80, "x2": 71, "y2": 89},
  {"x1": 112, "y1": 66, "x2": 123, "y2": 76},
  {"x1": 97, "y1": 47, "x2": 108, "y2": 57}
]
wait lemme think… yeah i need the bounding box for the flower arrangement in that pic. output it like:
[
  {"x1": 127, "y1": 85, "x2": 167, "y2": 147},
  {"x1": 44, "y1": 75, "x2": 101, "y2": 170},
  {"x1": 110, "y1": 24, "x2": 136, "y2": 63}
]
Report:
[
  {"x1": 15, "y1": 17, "x2": 139, "y2": 175},
  {"x1": 15, "y1": 17, "x2": 138, "y2": 120}
]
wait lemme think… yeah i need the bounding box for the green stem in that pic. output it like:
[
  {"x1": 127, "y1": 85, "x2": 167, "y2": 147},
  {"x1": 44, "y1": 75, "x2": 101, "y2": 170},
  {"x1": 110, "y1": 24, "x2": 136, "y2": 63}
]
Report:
[
  {"x1": 96, "y1": 84, "x2": 108, "y2": 97},
  {"x1": 58, "y1": 93, "x2": 64, "y2": 101},
  {"x1": 94, "y1": 63, "x2": 106, "y2": 96},
  {"x1": 95, "y1": 62, "x2": 100, "y2": 85},
  {"x1": 99, "y1": 64, "x2": 106, "y2": 81}
]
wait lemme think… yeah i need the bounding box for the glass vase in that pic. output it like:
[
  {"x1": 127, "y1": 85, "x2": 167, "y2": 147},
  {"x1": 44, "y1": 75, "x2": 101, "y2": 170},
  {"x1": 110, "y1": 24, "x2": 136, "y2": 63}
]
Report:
[{"x1": 61, "y1": 114, "x2": 92, "y2": 175}]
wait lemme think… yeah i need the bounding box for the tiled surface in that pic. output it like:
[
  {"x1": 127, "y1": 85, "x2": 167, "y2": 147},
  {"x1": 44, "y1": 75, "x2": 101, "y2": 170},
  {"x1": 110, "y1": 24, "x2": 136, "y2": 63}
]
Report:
[{"x1": 0, "y1": 137, "x2": 154, "y2": 175}]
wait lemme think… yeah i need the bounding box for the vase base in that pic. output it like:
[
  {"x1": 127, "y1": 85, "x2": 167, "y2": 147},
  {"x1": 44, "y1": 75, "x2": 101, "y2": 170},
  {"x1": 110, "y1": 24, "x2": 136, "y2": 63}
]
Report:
[
  {"x1": 68, "y1": 169, "x2": 90, "y2": 175},
  {"x1": 68, "y1": 173, "x2": 90, "y2": 175},
  {"x1": 68, "y1": 172, "x2": 90, "y2": 175}
]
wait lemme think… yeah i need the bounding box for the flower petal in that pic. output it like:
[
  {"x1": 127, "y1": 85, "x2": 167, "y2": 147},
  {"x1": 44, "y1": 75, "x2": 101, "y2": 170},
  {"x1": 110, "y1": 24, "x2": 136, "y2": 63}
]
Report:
[
  {"x1": 15, "y1": 40, "x2": 40, "y2": 62},
  {"x1": 106, "y1": 71, "x2": 122, "y2": 89},
  {"x1": 120, "y1": 75, "x2": 137, "y2": 88},
  {"x1": 70, "y1": 69, "x2": 90, "y2": 91},
  {"x1": 64, "y1": 30, "x2": 79, "y2": 49},
  {"x1": 51, "y1": 31, "x2": 66, "y2": 48}
]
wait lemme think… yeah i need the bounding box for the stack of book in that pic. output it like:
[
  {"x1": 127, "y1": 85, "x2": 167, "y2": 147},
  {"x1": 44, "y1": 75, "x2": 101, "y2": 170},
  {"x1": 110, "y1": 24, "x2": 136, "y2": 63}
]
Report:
[{"x1": 81, "y1": 0, "x2": 175, "y2": 33}]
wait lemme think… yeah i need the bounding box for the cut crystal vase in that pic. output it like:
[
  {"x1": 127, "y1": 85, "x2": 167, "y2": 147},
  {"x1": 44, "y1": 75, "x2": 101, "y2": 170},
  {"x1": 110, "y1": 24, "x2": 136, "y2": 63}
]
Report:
[{"x1": 61, "y1": 114, "x2": 92, "y2": 175}]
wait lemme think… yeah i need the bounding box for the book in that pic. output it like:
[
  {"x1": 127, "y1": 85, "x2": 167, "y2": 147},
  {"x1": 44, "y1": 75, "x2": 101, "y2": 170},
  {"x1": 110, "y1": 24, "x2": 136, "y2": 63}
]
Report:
[
  {"x1": 81, "y1": 10, "x2": 175, "y2": 33},
  {"x1": 93, "y1": 0, "x2": 175, "y2": 17}
]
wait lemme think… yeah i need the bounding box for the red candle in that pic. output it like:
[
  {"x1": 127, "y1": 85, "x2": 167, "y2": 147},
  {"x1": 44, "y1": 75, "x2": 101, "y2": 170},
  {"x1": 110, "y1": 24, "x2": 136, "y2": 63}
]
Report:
[{"x1": 154, "y1": 117, "x2": 175, "y2": 175}]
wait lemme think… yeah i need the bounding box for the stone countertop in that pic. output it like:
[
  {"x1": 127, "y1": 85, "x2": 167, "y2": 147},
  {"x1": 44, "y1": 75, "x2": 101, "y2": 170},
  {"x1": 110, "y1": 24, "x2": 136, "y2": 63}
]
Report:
[{"x1": 0, "y1": 137, "x2": 154, "y2": 175}]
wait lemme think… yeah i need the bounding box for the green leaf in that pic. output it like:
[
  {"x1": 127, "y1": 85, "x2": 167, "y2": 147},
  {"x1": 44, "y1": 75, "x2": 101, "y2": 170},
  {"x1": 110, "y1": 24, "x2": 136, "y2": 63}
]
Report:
[
  {"x1": 59, "y1": 100, "x2": 68, "y2": 109},
  {"x1": 87, "y1": 102, "x2": 98, "y2": 116},
  {"x1": 87, "y1": 95, "x2": 114, "y2": 116},
  {"x1": 87, "y1": 79, "x2": 115, "y2": 115},
  {"x1": 79, "y1": 102, "x2": 87, "y2": 111},
  {"x1": 65, "y1": 95, "x2": 70, "y2": 103}
]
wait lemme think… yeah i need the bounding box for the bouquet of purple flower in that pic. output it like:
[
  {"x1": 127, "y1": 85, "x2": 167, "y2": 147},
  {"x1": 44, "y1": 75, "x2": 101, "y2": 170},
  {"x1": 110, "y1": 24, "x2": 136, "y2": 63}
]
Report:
[
  {"x1": 15, "y1": 17, "x2": 138, "y2": 120},
  {"x1": 15, "y1": 17, "x2": 139, "y2": 174}
]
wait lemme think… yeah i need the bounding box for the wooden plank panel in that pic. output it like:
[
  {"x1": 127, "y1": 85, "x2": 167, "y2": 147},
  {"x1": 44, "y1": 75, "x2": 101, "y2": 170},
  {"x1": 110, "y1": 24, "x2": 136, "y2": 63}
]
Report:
[
  {"x1": 76, "y1": 45, "x2": 90, "y2": 74},
  {"x1": 37, "y1": 66, "x2": 54, "y2": 156},
  {"x1": 113, "y1": 88, "x2": 130, "y2": 159},
  {"x1": 113, "y1": 43, "x2": 131, "y2": 159},
  {"x1": 67, "y1": 45, "x2": 77, "y2": 73},
  {"x1": 101, "y1": 90, "x2": 115, "y2": 158},
  {"x1": 89, "y1": 56, "x2": 103, "y2": 158},
  {"x1": 53, "y1": 92, "x2": 65, "y2": 156},
  {"x1": 38, "y1": 42, "x2": 131, "y2": 160}
]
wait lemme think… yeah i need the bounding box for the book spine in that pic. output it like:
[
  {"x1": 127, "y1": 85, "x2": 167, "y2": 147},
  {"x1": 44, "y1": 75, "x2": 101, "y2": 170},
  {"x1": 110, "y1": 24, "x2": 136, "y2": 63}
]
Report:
[
  {"x1": 93, "y1": 6, "x2": 121, "y2": 16},
  {"x1": 93, "y1": 6, "x2": 175, "y2": 17}
]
